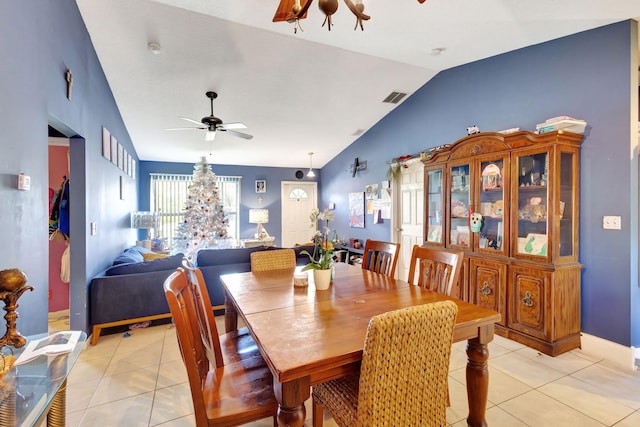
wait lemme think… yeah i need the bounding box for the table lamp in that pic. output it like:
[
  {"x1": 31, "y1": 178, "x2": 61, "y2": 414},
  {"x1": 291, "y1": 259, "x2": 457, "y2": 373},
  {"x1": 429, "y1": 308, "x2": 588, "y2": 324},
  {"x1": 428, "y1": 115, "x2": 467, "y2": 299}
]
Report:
[
  {"x1": 249, "y1": 208, "x2": 270, "y2": 239},
  {"x1": 130, "y1": 211, "x2": 160, "y2": 249}
]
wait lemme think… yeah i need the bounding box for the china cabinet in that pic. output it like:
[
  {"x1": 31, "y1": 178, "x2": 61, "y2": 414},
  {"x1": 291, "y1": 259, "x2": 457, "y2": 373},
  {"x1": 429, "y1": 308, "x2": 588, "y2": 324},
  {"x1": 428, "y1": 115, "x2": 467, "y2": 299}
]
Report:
[{"x1": 422, "y1": 130, "x2": 582, "y2": 356}]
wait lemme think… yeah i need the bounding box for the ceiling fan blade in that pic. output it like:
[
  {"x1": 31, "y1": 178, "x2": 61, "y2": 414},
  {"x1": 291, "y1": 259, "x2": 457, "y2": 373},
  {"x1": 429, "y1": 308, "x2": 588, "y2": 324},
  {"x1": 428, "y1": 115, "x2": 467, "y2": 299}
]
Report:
[
  {"x1": 221, "y1": 129, "x2": 254, "y2": 140},
  {"x1": 179, "y1": 117, "x2": 204, "y2": 126},
  {"x1": 165, "y1": 126, "x2": 206, "y2": 131},
  {"x1": 219, "y1": 122, "x2": 247, "y2": 130}
]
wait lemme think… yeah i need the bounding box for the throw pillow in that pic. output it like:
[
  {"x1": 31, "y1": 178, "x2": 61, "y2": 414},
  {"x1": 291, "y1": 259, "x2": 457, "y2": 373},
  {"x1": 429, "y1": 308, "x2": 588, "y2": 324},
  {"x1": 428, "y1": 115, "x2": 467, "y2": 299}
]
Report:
[{"x1": 142, "y1": 253, "x2": 168, "y2": 261}]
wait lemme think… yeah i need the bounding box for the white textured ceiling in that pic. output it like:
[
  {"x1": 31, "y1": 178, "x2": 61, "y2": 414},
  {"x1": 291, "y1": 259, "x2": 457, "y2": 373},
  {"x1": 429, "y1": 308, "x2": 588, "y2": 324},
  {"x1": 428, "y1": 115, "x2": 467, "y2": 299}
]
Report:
[{"x1": 76, "y1": 0, "x2": 640, "y2": 168}]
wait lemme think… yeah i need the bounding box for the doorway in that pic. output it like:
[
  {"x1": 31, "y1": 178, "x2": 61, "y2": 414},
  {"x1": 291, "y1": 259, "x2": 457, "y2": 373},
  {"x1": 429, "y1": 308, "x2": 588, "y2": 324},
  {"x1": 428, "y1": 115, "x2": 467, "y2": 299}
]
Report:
[
  {"x1": 281, "y1": 181, "x2": 318, "y2": 247},
  {"x1": 48, "y1": 129, "x2": 71, "y2": 332},
  {"x1": 392, "y1": 159, "x2": 424, "y2": 282}
]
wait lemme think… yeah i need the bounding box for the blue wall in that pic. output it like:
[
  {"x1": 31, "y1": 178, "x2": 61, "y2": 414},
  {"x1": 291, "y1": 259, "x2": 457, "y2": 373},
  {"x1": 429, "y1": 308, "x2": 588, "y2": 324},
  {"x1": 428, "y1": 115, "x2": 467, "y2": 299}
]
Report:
[
  {"x1": 322, "y1": 21, "x2": 640, "y2": 347},
  {"x1": 0, "y1": 1, "x2": 139, "y2": 335},
  {"x1": 1, "y1": 1, "x2": 638, "y2": 351},
  {"x1": 138, "y1": 161, "x2": 320, "y2": 245}
]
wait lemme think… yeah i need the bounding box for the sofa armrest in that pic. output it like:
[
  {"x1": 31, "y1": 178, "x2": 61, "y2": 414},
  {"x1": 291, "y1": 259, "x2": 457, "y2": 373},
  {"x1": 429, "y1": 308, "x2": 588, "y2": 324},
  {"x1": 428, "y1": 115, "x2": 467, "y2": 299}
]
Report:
[{"x1": 90, "y1": 269, "x2": 175, "y2": 326}]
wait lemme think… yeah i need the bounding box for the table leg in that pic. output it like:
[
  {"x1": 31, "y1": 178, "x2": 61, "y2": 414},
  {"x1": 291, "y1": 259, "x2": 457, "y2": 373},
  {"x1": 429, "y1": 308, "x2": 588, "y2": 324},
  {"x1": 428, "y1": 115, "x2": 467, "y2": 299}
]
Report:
[
  {"x1": 224, "y1": 290, "x2": 238, "y2": 333},
  {"x1": 274, "y1": 378, "x2": 310, "y2": 427},
  {"x1": 465, "y1": 325, "x2": 493, "y2": 427},
  {"x1": 47, "y1": 378, "x2": 67, "y2": 427}
]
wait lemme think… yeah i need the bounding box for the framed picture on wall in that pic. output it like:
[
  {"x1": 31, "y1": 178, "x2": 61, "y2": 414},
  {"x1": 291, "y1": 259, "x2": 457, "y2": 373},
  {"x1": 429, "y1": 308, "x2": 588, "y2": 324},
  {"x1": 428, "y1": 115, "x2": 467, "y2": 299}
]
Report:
[
  {"x1": 123, "y1": 149, "x2": 128, "y2": 174},
  {"x1": 255, "y1": 180, "x2": 266, "y2": 193},
  {"x1": 110, "y1": 135, "x2": 118, "y2": 165},
  {"x1": 102, "y1": 127, "x2": 111, "y2": 160},
  {"x1": 349, "y1": 192, "x2": 365, "y2": 228},
  {"x1": 131, "y1": 159, "x2": 136, "y2": 180},
  {"x1": 117, "y1": 144, "x2": 124, "y2": 170}
]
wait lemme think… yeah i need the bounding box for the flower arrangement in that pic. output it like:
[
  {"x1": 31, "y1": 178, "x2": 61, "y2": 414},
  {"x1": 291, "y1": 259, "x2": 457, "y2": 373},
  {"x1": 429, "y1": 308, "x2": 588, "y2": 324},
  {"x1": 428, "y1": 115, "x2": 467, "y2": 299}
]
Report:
[{"x1": 301, "y1": 208, "x2": 336, "y2": 271}]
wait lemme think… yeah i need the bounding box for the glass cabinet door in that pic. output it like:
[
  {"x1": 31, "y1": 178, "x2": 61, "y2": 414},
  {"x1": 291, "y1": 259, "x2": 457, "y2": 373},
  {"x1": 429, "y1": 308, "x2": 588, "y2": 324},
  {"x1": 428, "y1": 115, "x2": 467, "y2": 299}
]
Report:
[
  {"x1": 514, "y1": 151, "x2": 549, "y2": 259},
  {"x1": 426, "y1": 168, "x2": 444, "y2": 244},
  {"x1": 477, "y1": 158, "x2": 506, "y2": 254},
  {"x1": 558, "y1": 151, "x2": 575, "y2": 258},
  {"x1": 449, "y1": 163, "x2": 471, "y2": 249}
]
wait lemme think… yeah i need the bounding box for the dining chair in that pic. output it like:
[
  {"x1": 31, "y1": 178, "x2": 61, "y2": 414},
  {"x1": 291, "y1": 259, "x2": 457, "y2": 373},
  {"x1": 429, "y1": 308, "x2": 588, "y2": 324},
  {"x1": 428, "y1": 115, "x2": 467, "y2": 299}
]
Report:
[
  {"x1": 312, "y1": 300, "x2": 459, "y2": 427},
  {"x1": 180, "y1": 259, "x2": 262, "y2": 366},
  {"x1": 361, "y1": 239, "x2": 400, "y2": 278},
  {"x1": 164, "y1": 268, "x2": 278, "y2": 426},
  {"x1": 250, "y1": 248, "x2": 296, "y2": 272},
  {"x1": 407, "y1": 245, "x2": 464, "y2": 296}
]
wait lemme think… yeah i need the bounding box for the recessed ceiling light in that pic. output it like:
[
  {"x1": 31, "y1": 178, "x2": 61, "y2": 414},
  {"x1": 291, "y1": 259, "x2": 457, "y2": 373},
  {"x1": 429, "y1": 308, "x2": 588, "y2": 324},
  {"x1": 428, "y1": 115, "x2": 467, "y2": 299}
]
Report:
[{"x1": 431, "y1": 47, "x2": 446, "y2": 56}]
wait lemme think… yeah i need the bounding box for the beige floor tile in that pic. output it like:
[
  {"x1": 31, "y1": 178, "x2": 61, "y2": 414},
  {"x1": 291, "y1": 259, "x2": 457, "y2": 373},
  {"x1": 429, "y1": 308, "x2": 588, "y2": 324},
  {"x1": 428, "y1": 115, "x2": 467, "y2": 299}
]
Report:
[
  {"x1": 539, "y1": 375, "x2": 637, "y2": 425},
  {"x1": 451, "y1": 406, "x2": 528, "y2": 427},
  {"x1": 149, "y1": 382, "x2": 194, "y2": 425},
  {"x1": 514, "y1": 345, "x2": 597, "y2": 375},
  {"x1": 66, "y1": 376, "x2": 101, "y2": 413},
  {"x1": 449, "y1": 365, "x2": 532, "y2": 405},
  {"x1": 155, "y1": 359, "x2": 188, "y2": 389},
  {"x1": 489, "y1": 351, "x2": 567, "y2": 388},
  {"x1": 89, "y1": 365, "x2": 159, "y2": 407},
  {"x1": 150, "y1": 414, "x2": 196, "y2": 427},
  {"x1": 104, "y1": 342, "x2": 163, "y2": 376},
  {"x1": 80, "y1": 391, "x2": 155, "y2": 427},
  {"x1": 570, "y1": 364, "x2": 640, "y2": 410},
  {"x1": 613, "y1": 410, "x2": 640, "y2": 426},
  {"x1": 68, "y1": 355, "x2": 112, "y2": 384},
  {"x1": 499, "y1": 390, "x2": 606, "y2": 426}
]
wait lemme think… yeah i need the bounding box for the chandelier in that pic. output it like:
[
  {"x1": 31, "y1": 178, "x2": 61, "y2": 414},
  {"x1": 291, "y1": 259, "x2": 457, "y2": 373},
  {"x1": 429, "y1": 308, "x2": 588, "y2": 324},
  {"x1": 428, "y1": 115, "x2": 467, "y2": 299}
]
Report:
[{"x1": 273, "y1": 1, "x2": 428, "y2": 32}]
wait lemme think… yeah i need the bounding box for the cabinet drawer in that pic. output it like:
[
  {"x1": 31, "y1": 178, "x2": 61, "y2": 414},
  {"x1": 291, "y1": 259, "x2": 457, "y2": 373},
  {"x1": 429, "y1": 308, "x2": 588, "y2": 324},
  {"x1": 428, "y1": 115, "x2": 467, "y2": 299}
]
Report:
[
  {"x1": 508, "y1": 267, "x2": 550, "y2": 340},
  {"x1": 470, "y1": 259, "x2": 506, "y2": 326}
]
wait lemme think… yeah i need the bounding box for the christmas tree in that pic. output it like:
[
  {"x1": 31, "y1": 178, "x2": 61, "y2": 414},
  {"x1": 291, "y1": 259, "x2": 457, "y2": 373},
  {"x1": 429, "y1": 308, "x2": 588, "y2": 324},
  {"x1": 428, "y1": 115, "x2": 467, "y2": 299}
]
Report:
[{"x1": 172, "y1": 157, "x2": 229, "y2": 259}]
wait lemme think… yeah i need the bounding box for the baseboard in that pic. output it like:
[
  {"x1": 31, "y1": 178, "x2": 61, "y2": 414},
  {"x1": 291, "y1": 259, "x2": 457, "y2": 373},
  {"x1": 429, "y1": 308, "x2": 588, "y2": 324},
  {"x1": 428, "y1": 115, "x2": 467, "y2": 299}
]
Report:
[{"x1": 580, "y1": 332, "x2": 639, "y2": 372}]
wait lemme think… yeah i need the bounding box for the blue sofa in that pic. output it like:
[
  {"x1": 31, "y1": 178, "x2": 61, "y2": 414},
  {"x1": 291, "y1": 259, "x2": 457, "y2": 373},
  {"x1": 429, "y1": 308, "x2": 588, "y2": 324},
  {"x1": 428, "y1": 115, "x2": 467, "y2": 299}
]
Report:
[{"x1": 89, "y1": 244, "x2": 314, "y2": 345}]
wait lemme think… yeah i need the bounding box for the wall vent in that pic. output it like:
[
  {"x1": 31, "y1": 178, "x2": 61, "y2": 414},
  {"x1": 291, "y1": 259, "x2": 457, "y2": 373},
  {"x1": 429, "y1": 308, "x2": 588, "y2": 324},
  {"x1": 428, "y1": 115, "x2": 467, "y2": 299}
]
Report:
[{"x1": 382, "y1": 91, "x2": 407, "y2": 104}]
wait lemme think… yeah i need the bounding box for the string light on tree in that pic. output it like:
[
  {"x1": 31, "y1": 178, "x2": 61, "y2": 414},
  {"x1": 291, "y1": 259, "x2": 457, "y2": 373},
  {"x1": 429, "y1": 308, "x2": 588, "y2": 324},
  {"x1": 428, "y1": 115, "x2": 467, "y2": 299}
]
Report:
[{"x1": 172, "y1": 157, "x2": 230, "y2": 259}]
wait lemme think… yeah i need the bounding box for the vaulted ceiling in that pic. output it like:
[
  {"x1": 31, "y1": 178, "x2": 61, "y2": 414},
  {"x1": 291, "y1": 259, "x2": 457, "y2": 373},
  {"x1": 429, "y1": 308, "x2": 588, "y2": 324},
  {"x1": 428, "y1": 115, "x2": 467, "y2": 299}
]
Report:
[{"x1": 76, "y1": 0, "x2": 640, "y2": 168}]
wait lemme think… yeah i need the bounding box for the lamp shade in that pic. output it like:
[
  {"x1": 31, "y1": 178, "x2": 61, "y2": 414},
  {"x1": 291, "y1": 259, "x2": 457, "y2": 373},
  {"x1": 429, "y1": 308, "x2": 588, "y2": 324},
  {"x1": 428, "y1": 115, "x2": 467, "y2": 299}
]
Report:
[
  {"x1": 130, "y1": 211, "x2": 160, "y2": 229},
  {"x1": 249, "y1": 209, "x2": 269, "y2": 224}
]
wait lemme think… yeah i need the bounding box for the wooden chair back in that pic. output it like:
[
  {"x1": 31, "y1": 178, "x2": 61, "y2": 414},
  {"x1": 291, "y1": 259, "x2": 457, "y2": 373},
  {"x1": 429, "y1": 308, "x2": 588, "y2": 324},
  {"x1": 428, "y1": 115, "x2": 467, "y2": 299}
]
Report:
[
  {"x1": 250, "y1": 248, "x2": 296, "y2": 272},
  {"x1": 164, "y1": 267, "x2": 278, "y2": 426},
  {"x1": 180, "y1": 259, "x2": 226, "y2": 368},
  {"x1": 361, "y1": 240, "x2": 400, "y2": 278},
  {"x1": 407, "y1": 245, "x2": 464, "y2": 296}
]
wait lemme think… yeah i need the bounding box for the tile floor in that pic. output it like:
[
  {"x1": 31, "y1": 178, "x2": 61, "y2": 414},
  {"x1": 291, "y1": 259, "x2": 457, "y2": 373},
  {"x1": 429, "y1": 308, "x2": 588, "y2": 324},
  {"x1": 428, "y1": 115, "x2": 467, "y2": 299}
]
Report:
[{"x1": 48, "y1": 311, "x2": 640, "y2": 427}]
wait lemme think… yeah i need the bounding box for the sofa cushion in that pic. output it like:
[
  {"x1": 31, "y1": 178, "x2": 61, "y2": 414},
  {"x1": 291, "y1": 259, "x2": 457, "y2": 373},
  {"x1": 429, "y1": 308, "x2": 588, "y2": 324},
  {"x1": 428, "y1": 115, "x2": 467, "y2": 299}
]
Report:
[
  {"x1": 195, "y1": 246, "x2": 270, "y2": 267},
  {"x1": 105, "y1": 253, "x2": 184, "y2": 276},
  {"x1": 112, "y1": 246, "x2": 154, "y2": 265}
]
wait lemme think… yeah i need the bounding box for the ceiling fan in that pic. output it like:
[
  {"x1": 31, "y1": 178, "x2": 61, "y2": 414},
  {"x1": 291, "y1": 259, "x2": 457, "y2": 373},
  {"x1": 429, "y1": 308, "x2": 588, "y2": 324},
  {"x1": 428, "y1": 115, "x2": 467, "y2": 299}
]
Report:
[{"x1": 166, "y1": 91, "x2": 253, "y2": 141}]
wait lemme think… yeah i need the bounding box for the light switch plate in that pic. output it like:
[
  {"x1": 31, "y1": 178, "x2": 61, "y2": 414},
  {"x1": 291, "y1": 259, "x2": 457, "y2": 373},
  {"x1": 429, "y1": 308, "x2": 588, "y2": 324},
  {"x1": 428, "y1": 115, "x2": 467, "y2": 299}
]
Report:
[
  {"x1": 90, "y1": 222, "x2": 97, "y2": 235},
  {"x1": 603, "y1": 216, "x2": 621, "y2": 230}
]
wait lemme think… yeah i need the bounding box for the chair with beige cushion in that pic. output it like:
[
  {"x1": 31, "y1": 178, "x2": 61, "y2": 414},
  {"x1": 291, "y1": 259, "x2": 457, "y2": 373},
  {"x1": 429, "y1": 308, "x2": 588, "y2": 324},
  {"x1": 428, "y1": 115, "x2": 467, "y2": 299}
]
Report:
[
  {"x1": 361, "y1": 239, "x2": 400, "y2": 278},
  {"x1": 164, "y1": 266, "x2": 278, "y2": 426},
  {"x1": 250, "y1": 248, "x2": 296, "y2": 272},
  {"x1": 407, "y1": 245, "x2": 464, "y2": 296},
  {"x1": 312, "y1": 301, "x2": 459, "y2": 426}
]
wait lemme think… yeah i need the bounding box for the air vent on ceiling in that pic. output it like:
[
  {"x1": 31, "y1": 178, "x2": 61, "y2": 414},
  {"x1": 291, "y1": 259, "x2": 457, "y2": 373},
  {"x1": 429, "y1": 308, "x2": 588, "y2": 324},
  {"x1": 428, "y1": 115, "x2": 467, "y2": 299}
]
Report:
[{"x1": 382, "y1": 91, "x2": 407, "y2": 104}]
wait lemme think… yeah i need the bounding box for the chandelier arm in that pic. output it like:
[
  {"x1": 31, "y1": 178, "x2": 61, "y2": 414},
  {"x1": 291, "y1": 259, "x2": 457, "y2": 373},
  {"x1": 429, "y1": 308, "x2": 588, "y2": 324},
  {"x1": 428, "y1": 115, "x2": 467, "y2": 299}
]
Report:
[
  {"x1": 344, "y1": 0, "x2": 370, "y2": 21},
  {"x1": 294, "y1": 0, "x2": 314, "y2": 19}
]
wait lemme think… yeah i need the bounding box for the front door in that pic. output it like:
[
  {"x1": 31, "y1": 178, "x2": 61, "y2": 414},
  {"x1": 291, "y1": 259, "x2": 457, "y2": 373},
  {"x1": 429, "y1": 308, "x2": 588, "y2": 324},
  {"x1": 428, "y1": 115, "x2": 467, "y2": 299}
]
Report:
[
  {"x1": 281, "y1": 181, "x2": 318, "y2": 247},
  {"x1": 393, "y1": 160, "x2": 424, "y2": 282}
]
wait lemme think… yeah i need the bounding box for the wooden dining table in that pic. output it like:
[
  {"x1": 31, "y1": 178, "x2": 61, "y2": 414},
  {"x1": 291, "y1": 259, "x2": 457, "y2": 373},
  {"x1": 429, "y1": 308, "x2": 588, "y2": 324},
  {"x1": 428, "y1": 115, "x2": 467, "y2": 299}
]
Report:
[{"x1": 221, "y1": 262, "x2": 500, "y2": 427}]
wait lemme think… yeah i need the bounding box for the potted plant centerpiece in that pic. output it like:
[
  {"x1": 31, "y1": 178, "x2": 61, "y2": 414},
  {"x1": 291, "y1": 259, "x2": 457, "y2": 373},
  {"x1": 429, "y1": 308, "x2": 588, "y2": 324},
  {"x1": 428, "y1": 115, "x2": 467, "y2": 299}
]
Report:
[{"x1": 301, "y1": 208, "x2": 336, "y2": 290}]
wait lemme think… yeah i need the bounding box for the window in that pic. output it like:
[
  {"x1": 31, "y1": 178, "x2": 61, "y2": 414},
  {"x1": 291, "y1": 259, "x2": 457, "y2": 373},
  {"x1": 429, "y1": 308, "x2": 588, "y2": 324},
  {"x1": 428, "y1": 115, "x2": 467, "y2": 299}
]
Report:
[{"x1": 150, "y1": 173, "x2": 241, "y2": 247}]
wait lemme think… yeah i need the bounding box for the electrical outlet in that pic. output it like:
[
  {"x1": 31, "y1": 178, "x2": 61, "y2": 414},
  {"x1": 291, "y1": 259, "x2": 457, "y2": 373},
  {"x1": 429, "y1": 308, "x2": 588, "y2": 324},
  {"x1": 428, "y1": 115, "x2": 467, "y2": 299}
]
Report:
[{"x1": 603, "y1": 216, "x2": 621, "y2": 230}]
